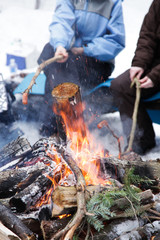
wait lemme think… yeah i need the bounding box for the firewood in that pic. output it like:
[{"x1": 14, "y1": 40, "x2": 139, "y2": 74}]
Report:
[
  {"x1": 0, "y1": 222, "x2": 20, "y2": 240},
  {"x1": 0, "y1": 163, "x2": 48, "y2": 199},
  {"x1": 41, "y1": 217, "x2": 72, "y2": 240},
  {"x1": 9, "y1": 172, "x2": 52, "y2": 213},
  {"x1": 0, "y1": 202, "x2": 36, "y2": 240},
  {"x1": 103, "y1": 156, "x2": 160, "y2": 186},
  {"x1": 51, "y1": 185, "x2": 113, "y2": 217},
  {"x1": 51, "y1": 185, "x2": 154, "y2": 215},
  {"x1": 0, "y1": 137, "x2": 32, "y2": 170},
  {"x1": 52, "y1": 82, "x2": 86, "y2": 143}
]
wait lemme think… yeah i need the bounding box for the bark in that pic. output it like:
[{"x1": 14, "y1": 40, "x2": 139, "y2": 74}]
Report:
[
  {"x1": 0, "y1": 137, "x2": 32, "y2": 170},
  {"x1": 22, "y1": 55, "x2": 63, "y2": 104},
  {"x1": 103, "y1": 156, "x2": 160, "y2": 186},
  {"x1": 51, "y1": 185, "x2": 114, "y2": 217},
  {"x1": 0, "y1": 163, "x2": 47, "y2": 198},
  {"x1": 0, "y1": 202, "x2": 36, "y2": 240},
  {"x1": 9, "y1": 173, "x2": 52, "y2": 213},
  {"x1": 41, "y1": 217, "x2": 72, "y2": 240},
  {"x1": 51, "y1": 148, "x2": 87, "y2": 240}
]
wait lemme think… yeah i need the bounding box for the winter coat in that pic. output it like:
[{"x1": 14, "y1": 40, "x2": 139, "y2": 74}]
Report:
[
  {"x1": 49, "y1": 0, "x2": 125, "y2": 65},
  {"x1": 132, "y1": 0, "x2": 160, "y2": 88}
]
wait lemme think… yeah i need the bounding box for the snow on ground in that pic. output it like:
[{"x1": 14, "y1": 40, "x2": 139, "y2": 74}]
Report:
[{"x1": 0, "y1": 0, "x2": 159, "y2": 161}]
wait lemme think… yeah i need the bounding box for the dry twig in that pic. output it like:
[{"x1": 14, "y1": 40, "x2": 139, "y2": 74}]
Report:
[{"x1": 125, "y1": 77, "x2": 141, "y2": 153}]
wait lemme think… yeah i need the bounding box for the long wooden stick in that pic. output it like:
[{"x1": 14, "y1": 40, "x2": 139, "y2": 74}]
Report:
[
  {"x1": 22, "y1": 55, "x2": 63, "y2": 105},
  {"x1": 126, "y1": 77, "x2": 141, "y2": 153},
  {"x1": 51, "y1": 147, "x2": 86, "y2": 240}
]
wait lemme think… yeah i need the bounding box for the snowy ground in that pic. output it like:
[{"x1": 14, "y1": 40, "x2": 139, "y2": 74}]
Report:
[{"x1": 0, "y1": 0, "x2": 159, "y2": 162}]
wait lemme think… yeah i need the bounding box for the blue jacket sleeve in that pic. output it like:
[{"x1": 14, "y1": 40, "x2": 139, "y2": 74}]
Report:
[
  {"x1": 49, "y1": 0, "x2": 75, "y2": 51},
  {"x1": 83, "y1": 0, "x2": 125, "y2": 62}
]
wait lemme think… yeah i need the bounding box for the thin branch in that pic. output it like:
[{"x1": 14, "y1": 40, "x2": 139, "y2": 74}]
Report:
[
  {"x1": 51, "y1": 147, "x2": 87, "y2": 240},
  {"x1": 126, "y1": 77, "x2": 141, "y2": 153},
  {"x1": 97, "y1": 120, "x2": 122, "y2": 157},
  {"x1": 22, "y1": 55, "x2": 63, "y2": 105}
]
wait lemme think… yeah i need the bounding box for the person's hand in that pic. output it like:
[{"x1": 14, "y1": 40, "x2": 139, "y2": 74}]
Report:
[
  {"x1": 130, "y1": 66, "x2": 144, "y2": 81},
  {"x1": 71, "y1": 47, "x2": 84, "y2": 55},
  {"x1": 139, "y1": 76, "x2": 154, "y2": 88},
  {"x1": 55, "y1": 46, "x2": 68, "y2": 63}
]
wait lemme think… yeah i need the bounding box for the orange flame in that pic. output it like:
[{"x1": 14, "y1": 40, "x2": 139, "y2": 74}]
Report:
[
  {"x1": 34, "y1": 100, "x2": 111, "y2": 208},
  {"x1": 55, "y1": 101, "x2": 110, "y2": 186},
  {"x1": 57, "y1": 214, "x2": 72, "y2": 219}
]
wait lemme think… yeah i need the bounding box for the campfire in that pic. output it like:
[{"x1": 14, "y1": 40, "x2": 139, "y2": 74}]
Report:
[{"x1": 0, "y1": 81, "x2": 160, "y2": 240}]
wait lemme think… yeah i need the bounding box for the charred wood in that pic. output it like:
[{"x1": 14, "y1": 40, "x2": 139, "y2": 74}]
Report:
[
  {"x1": 9, "y1": 173, "x2": 52, "y2": 213},
  {"x1": 41, "y1": 217, "x2": 72, "y2": 240},
  {"x1": 0, "y1": 202, "x2": 36, "y2": 240},
  {"x1": 0, "y1": 137, "x2": 32, "y2": 170},
  {"x1": 103, "y1": 157, "x2": 160, "y2": 189},
  {"x1": 0, "y1": 223, "x2": 20, "y2": 240},
  {"x1": 0, "y1": 163, "x2": 48, "y2": 199}
]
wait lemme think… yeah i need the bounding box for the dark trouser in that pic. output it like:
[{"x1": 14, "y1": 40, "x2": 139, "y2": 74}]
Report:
[
  {"x1": 37, "y1": 43, "x2": 113, "y2": 134},
  {"x1": 110, "y1": 69, "x2": 160, "y2": 154}
]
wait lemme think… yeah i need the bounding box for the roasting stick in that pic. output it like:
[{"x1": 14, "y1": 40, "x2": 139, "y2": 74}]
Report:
[
  {"x1": 126, "y1": 77, "x2": 141, "y2": 153},
  {"x1": 22, "y1": 55, "x2": 63, "y2": 105}
]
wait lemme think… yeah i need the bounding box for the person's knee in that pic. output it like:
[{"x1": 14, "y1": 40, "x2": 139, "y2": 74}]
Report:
[
  {"x1": 110, "y1": 69, "x2": 130, "y2": 94},
  {"x1": 37, "y1": 43, "x2": 54, "y2": 65}
]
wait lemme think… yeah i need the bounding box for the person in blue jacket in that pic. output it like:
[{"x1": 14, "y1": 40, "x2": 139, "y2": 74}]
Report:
[{"x1": 38, "y1": 0, "x2": 125, "y2": 136}]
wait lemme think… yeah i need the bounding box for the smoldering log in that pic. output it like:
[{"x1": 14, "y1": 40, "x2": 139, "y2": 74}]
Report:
[
  {"x1": 103, "y1": 156, "x2": 160, "y2": 186},
  {"x1": 9, "y1": 172, "x2": 52, "y2": 213},
  {"x1": 0, "y1": 163, "x2": 48, "y2": 199},
  {"x1": 0, "y1": 137, "x2": 32, "y2": 169},
  {"x1": 52, "y1": 82, "x2": 86, "y2": 143},
  {"x1": 0, "y1": 202, "x2": 36, "y2": 240}
]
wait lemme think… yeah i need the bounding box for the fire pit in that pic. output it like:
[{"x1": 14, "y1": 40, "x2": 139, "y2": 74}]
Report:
[{"x1": 0, "y1": 82, "x2": 160, "y2": 240}]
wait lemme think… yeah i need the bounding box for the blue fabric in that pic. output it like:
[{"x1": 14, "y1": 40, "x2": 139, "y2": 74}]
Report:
[
  {"x1": 147, "y1": 109, "x2": 160, "y2": 124},
  {"x1": 143, "y1": 92, "x2": 160, "y2": 102},
  {"x1": 89, "y1": 78, "x2": 160, "y2": 101},
  {"x1": 49, "y1": 0, "x2": 125, "y2": 63},
  {"x1": 88, "y1": 78, "x2": 113, "y2": 95},
  {"x1": 13, "y1": 72, "x2": 46, "y2": 95}
]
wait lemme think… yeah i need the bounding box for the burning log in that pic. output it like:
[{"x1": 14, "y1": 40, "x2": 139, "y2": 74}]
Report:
[
  {"x1": 9, "y1": 172, "x2": 52, "y2": 213},
  {"x1": 0, "y1": 163, "x2": 48, "y2": 199},
  {"x1": 52, "y1": 82, "x2": 86, "y2": 143},
  {"x1": 0, "y1": 202, "x2": 36, "y2": 240}
]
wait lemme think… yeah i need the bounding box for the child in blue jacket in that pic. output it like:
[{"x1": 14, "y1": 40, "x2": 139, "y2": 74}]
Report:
[{"x1": 38, "y1": 0, "x2": 125, "y2": 136}]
